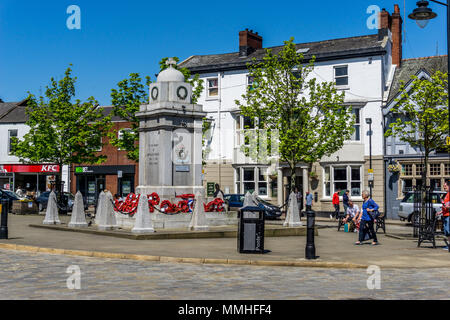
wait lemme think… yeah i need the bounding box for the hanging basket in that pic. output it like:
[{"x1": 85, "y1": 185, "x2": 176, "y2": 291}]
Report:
[{"x1": 388, "y1": 163, "x2": 401, "y2": 173}]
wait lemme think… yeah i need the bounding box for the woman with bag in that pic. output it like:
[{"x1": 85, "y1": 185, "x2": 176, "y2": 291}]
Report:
[{"x1": 355, "y1": 190, "x2": 379, "y2": 246}]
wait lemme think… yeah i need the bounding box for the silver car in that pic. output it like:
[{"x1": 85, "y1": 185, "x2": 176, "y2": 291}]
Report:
[{"x1": 398, "y1": 191, "x2": 446, "y2": 222}]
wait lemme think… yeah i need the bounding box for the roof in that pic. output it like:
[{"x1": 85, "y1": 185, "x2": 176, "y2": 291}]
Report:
[
  {"x1": 387, "y1": 55, "x2": 448, "y2": 103},
  {"x1": 180, "y1": 34, "x2": 387, "y2": 73},
  {"x1": 0, "y1": 103, "x2": 124, "y2": 124},
  {"x1": 0, "y1": 99, "x2": 29, "y2": 123}
]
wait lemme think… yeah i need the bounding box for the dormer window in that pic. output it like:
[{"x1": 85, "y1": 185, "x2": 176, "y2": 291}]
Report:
[{"x1": 334, "y1": 65, "x2": 349, "y2": 87}]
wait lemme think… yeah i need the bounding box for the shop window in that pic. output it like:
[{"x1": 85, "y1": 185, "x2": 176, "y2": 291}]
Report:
[
  {"x1": 243, "y1": 168, "x2": 255, "y2": 194},
  {"x1": 430, "y1": 179, "x2": 442, "y2": 191},
  {"x1": 402, "y1": 179, "x2": 413, "y2": 194},
  {"x1": 333, "y1": 167, "x2": 347, "y2": 192},
  {"x1": 235, "y1": 168, "x2": 241, "y2": 194},
  {"x1": 236, "y1": 167, "x2": 269, "y2": 196},
  {"x1": 258, "y1": 168, "x2": 268, "y2": 196},
  {"x1": 351, "y1": 167, "x2": 362, "y2": 197},
  {"x1": 323, "y1": 165, "x2": 363, "y2": 198}
]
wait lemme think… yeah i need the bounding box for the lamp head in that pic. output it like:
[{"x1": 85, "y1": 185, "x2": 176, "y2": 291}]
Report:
[{"x1": 408, "y1": 1, "x2": 437, "y2": 29}]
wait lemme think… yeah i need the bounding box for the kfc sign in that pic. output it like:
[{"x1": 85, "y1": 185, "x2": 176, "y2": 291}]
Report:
[
  {"x1": 41, "y1": 165, "x2": 59, "y2": 173},
  {"x1": 0, "y1": 164, "x2": 60, "y2": 173}
]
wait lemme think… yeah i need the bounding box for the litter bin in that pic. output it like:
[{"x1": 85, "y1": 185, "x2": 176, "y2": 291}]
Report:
[{"x1": 238, "y1": 206, "x2": 265, "y2": 254}]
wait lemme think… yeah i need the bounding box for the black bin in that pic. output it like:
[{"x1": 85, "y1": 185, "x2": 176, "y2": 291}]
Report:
[{"x1": 238, "y1": 206, "x2": 265, "y2": 254}]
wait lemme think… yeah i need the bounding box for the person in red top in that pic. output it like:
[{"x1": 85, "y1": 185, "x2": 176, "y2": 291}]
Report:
[
  {"x1": 331, "y1": 189, "x2": 341, "y2": 220},
  {"x1": 438, "y1": 180, "x2": 450, "y2": 251}
]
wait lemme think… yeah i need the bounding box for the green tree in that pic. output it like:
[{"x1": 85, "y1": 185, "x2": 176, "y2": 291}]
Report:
[
  {"x1": 12, "y1": 66, "x2": 112, "y2": 196},
  {"x1": 109, "y1": 57, "x2": 204, "y2": 162},
  {"x1": 236, "y1": 38, "x2": 355, "y2": 191},
  {"x1": 385, "y1": 70, "x2": 449, "y2": 187}
]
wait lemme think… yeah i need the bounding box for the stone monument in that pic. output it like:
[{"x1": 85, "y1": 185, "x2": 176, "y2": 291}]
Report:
[
  {"x1": 43, "y1": 191, "x2": 61, "y2": 225},
  {"x1": 283, "y1": 192, "x2": 302, "y2": 227},
  {"x1": 68, "y1": 191, "x2": 88, "y2": 228},
  {"x1": 136, "y1": 58, "x2": 206, "y2": 202}
]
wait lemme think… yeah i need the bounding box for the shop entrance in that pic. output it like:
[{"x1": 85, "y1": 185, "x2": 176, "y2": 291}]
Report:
[{"x1": 77, "y1": 175, "x2": 106, "y2": 206}]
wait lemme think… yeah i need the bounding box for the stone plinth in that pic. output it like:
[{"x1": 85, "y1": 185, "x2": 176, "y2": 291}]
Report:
[{"x1": 114, "y1": 211, "x2": 239, "y2": 230}]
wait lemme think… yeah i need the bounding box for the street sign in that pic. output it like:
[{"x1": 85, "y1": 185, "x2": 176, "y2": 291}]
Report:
[
  {"x1": 447, "y1": 136, "x2": 450, "y2": 146},
  {"x1": 368, "y1": 169, "x2": 374, "y2": 182},
  {"x1": 118, "y1": 170, "x2": 123, "y2": 178},
  {"x1": 207, "y1": 182, "x2": 215, "y2": 197}
]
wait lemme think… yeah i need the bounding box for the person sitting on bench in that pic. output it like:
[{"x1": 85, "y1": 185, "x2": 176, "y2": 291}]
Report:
[{"x1": 344, "y1": 200, "x2": 359, "y2": 232}]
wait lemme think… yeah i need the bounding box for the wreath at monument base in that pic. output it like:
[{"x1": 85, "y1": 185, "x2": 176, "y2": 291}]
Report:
[{"x1": 112, "y1": 193, "x2": 225, "y2": 216}]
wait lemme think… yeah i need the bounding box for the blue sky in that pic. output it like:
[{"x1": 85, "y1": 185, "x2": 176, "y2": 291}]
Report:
[{"x1": 0, "y1": 0, "x2": 447, "y2": 105}]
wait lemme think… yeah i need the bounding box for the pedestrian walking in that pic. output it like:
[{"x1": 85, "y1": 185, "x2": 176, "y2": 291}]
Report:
[
  {"x1": 343, "y1": 190, "x2": 350, "y2": 217},
  {"x1": 332, "y1": 189, "x2": 340, "y2": 220},
  {"x1": 213, "y1": 184, "x2": 225, "y2": 199},
  {"x1": 294, "y1": 187, "x2": 303, "y2": 217},
  {"x1": 437, "y1": 180, "x2": 450, "y2": 251},
  {"x1": 305, "y1": 191, "x2": 314, "y2": 212},
  {"x1": 355, "y1": 190, "x2": 379, "y2": 246}
]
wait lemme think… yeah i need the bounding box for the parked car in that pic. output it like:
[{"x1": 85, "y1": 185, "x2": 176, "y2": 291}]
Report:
[
  {"x1": 398, "y1": 191, "x2": 446, "y2": 222},
  {"x1": 224, "y1": 194, "x2": 246, "y2": 211},
  {"x1": 36, "y1": 191, "x2": 76, "y2": 212},
  {"x1": 0, "y1": 189, "x2": 22, "y2": 212},
  {"x1": 223, "y1": 194, "x2": 283, "y2": 220}
]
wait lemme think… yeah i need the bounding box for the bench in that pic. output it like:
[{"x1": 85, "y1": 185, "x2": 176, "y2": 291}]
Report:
[{"x1": 375, "y1": 212, "x2": 386, "y2": 234}]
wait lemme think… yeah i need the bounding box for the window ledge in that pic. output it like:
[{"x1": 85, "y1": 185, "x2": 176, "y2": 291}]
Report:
[
  {"x1": 206, "y1": 97, "x2": 219, "y2": 101},
  {"x1": 336, "y1": 86, "x2": 350, "y2": 91}
]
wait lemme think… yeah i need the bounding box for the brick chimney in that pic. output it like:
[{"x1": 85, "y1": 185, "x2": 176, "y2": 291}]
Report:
[
  {"x1": 239, "y1": 29, "x2": 262, "y2": 57},
  {"x1": 379, "y1": 5, "x2": 403, "y2": 67}
]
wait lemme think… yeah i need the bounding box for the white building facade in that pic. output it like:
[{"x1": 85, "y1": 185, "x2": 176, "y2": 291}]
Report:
[
  {"x1": 0, "y1": 100, "x2": 70, "y2": 195},
  {"x1": 181, "y1": 6, "x2": 404, "y2": 214}
]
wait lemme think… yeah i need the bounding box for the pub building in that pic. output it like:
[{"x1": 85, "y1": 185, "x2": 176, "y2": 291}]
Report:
[{"x1": 0, "y1": 164, "x2": 69, "y2": 196}]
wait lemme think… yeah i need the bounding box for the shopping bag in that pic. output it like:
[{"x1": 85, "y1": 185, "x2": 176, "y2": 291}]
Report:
[{"x1": 344, "y1": 223, "x2": 349, "y2": 233}]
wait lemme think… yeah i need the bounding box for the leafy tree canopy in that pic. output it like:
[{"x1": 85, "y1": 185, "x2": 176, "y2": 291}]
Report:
[{"x1": 12, "y1": 66, "x2": 112, "y2": 170}]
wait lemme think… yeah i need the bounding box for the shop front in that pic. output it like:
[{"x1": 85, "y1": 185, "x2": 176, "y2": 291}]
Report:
[
  {"x1": 0, "y1": 164, "x2": 62, "y2": 196},
  {"x1": 74, "y1": 165, "x2": 136, "y2": 206}
]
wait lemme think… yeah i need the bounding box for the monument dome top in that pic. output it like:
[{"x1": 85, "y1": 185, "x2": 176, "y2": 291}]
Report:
[{"x1": 157, "y1": 58, "x2": 185, "y2": 83}]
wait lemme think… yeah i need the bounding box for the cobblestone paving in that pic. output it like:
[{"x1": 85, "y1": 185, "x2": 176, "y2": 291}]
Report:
[{"x1": 0, "y1": 249, "x2": 449, "y2": 300}]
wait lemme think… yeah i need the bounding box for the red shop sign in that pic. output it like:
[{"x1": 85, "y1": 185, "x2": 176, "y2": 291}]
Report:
[{"x1": 0, "y1": 164, "x2": 60, "y2": 173}]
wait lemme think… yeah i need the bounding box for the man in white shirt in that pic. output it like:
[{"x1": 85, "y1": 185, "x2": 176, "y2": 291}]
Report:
[{"x1": 344, "y1": 200, "x2": 360, "y2": 232}]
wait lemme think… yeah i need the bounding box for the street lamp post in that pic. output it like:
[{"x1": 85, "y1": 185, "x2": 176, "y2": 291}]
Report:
[
  {"x1": 409, "y1": 0, "x2": 450, "y2": 149},
  {"x1": 366, "y1": 118, "x2": 373, "y2": 198}
]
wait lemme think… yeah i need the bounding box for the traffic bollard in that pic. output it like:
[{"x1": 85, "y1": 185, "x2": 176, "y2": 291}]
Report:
[
  {"x1": 0, "y1": 200, "x2": 8, "y2": 240},
  {"x1": 305, "y1": 210, "x2": 316, "y2": 260}
]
